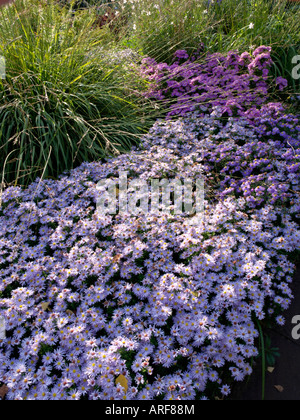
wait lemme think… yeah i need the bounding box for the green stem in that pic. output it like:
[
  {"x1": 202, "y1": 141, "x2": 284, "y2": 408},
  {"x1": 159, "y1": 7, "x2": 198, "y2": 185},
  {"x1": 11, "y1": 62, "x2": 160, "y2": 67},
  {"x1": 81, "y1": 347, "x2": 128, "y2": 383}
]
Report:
[{"x1": 256, "y1": 320, "x2": 266, "y2": 401}]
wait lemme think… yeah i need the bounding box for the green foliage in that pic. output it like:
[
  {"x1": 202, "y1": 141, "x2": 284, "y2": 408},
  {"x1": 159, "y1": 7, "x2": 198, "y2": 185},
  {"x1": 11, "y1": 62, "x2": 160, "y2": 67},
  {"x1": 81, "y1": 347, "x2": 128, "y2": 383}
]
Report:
[
  {"x1": 0, "y1": 0, "x2": 158, "y2": 187},
  {"x1": 264, "y1": 336, "x2": 280, "y2": 367},
  {"x1": 118, "y1": 0, "x2": 215, "y2": 63},
  {"x1": 0, "y1": 0, "x2": 299, "y2": 188},
  {"x1": 115, "y1": 0, "x2": 300, "y2": 64},
  {"x1": 270, "y1": 44, "x2": 300, "y2": 102}
]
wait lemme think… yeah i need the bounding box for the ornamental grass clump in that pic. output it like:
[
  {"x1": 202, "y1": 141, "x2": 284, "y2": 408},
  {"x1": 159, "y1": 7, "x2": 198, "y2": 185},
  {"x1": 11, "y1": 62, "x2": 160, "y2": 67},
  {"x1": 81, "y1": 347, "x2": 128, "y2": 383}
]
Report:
[
  {"x1": 113, "y1": 0, "x2": 300, "y2": 65},
  {"x1": 0, "y1": 0, "x2": 157, "y2": 187},
  {"x1": 0, "y1": 103, "x2": 299, "y2": 400}
]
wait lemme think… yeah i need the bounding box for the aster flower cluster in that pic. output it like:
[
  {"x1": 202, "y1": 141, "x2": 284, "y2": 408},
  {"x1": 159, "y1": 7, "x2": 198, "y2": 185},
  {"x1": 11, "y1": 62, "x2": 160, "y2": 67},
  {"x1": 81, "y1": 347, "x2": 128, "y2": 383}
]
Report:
[
  {"x1": 0, "y1": 97, "x2": 299, "y2": 399},
  {"x1": 140, "y1": 46, "x2": 287, "y2": 118}
]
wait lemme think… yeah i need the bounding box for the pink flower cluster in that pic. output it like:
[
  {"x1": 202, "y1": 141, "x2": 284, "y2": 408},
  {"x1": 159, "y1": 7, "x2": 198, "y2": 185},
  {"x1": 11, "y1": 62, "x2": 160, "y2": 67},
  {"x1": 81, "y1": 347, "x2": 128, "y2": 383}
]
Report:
[{"x1": 140, "y1": 46, "x2": 287, "y2": 118}]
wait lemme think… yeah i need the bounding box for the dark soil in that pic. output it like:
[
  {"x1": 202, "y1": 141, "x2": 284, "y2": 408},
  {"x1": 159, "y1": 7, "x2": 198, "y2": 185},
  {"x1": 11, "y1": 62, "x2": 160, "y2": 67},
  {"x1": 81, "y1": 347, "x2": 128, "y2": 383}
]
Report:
[{"x1": 231, "y1": 266, "x2": 300, "y2": 400}]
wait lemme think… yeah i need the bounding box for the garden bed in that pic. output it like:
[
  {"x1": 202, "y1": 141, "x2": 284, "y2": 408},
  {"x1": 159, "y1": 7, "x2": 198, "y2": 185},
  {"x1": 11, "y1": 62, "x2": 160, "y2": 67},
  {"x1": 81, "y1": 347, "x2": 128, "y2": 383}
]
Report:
[{"x1": 0, "y1": 0, "x2": 299, "y2": 401}]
